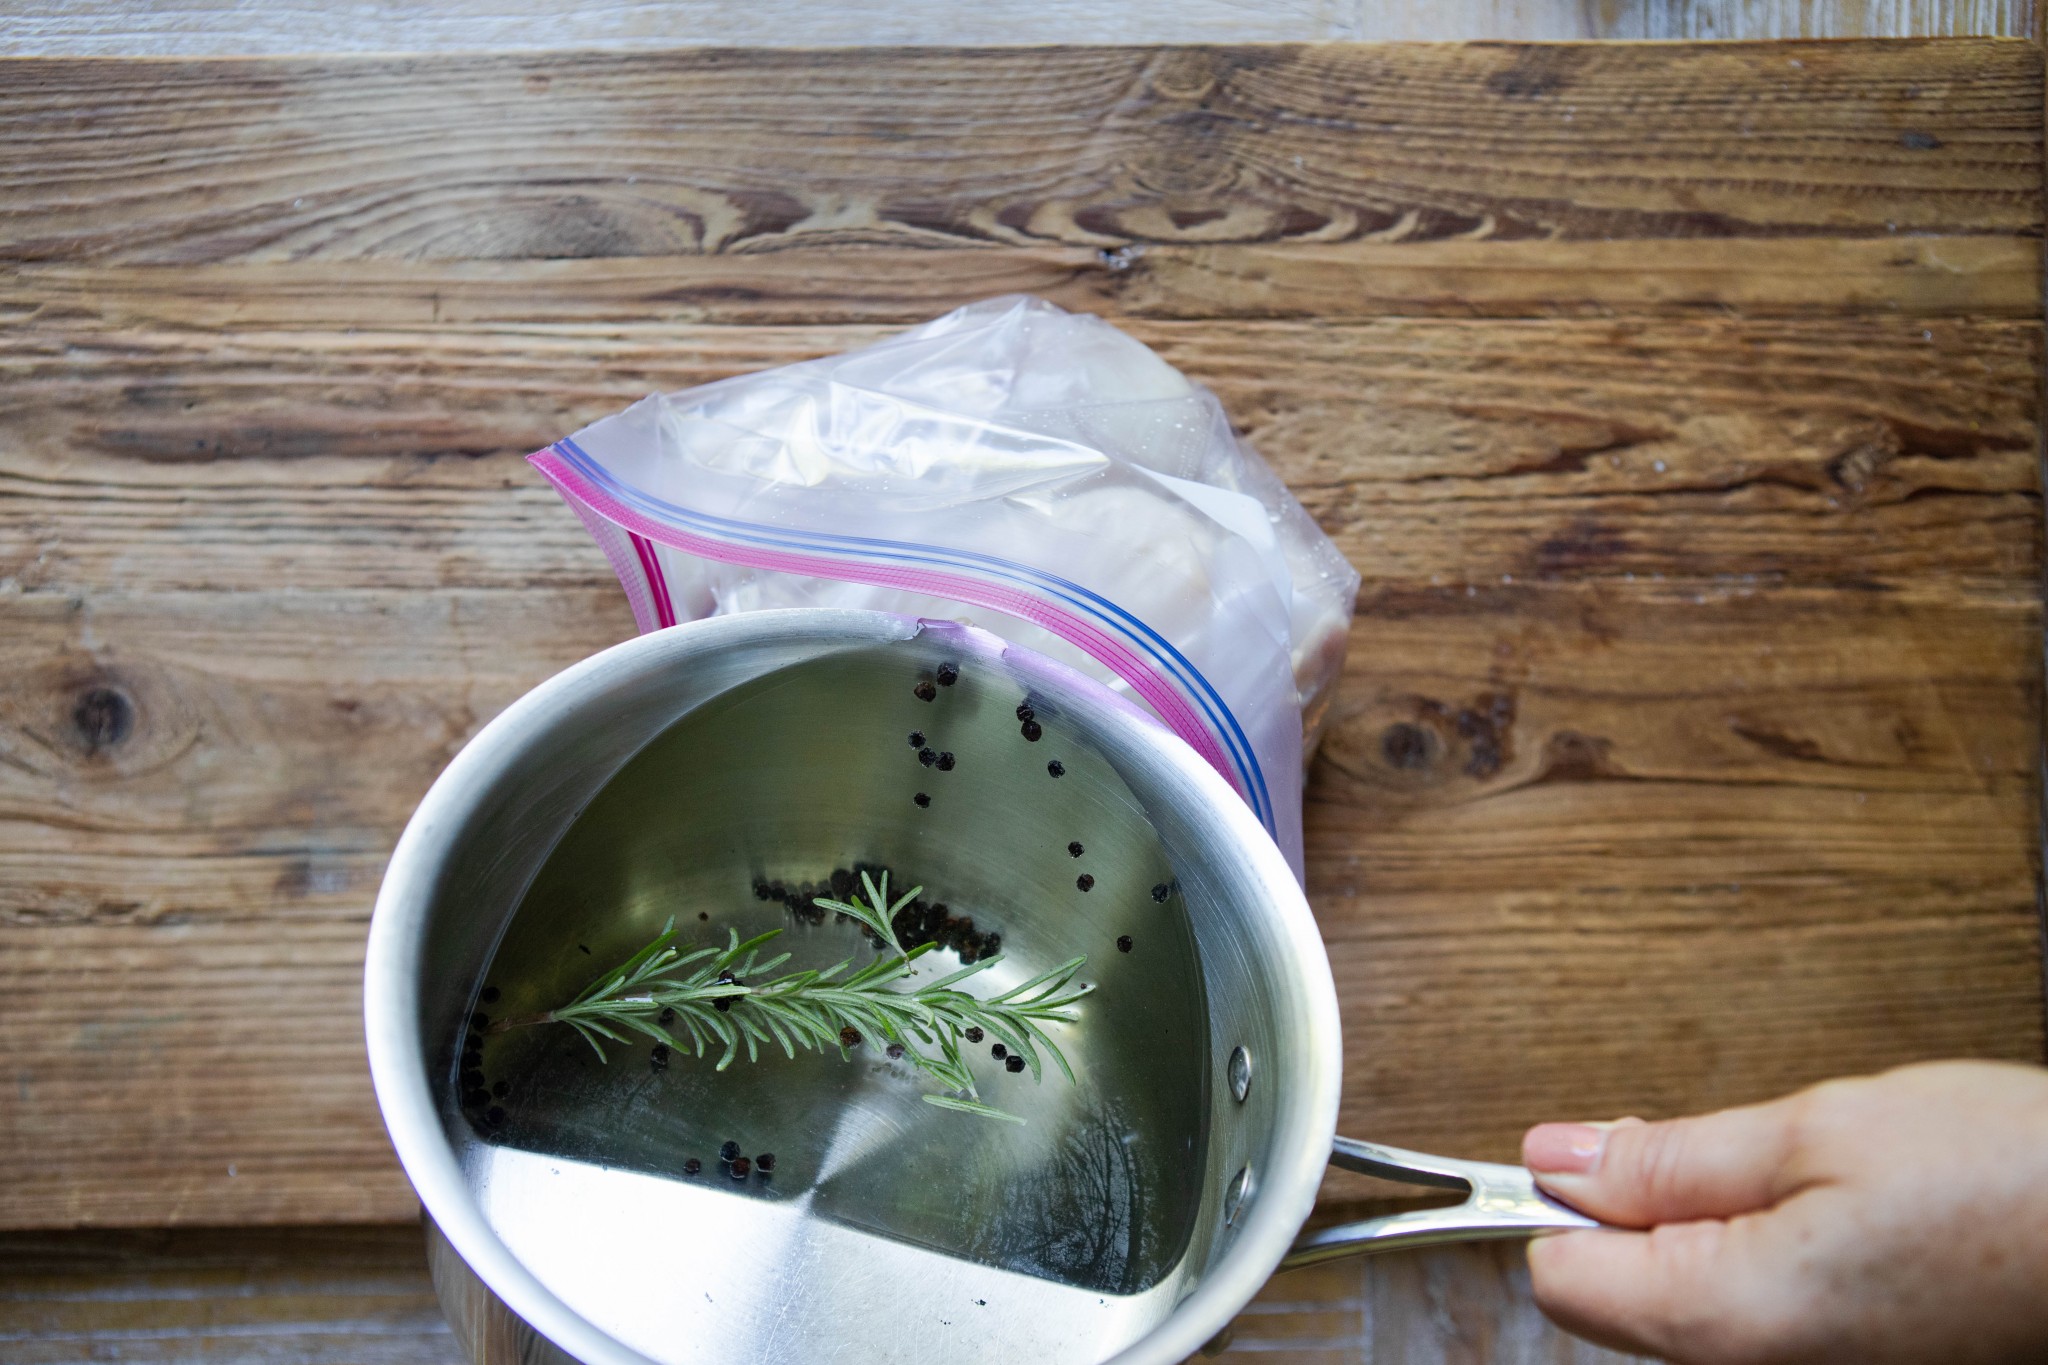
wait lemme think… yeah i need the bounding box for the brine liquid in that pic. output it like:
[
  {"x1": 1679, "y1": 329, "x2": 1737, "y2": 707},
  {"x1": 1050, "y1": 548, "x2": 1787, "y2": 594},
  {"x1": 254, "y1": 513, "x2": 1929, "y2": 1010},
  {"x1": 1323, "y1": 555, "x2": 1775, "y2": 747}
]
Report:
[{"x1": 454, "y1": 642, "x2": 1212, "y2": 1309}]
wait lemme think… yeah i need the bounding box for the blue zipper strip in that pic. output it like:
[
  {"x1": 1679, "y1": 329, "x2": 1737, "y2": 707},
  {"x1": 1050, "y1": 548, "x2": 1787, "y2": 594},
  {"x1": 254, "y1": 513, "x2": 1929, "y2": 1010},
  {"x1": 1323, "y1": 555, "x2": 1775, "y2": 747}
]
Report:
[{"x1": 553, "y1": 436, "x2": 1277, "y2": 836}]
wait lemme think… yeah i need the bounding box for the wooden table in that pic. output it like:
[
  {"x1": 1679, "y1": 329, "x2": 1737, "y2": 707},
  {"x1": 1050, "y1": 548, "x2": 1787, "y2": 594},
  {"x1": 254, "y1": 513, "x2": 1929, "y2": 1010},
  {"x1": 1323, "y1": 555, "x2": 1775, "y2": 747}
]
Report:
[{"x1": 2, "y1": 37, "x2": 2042, "y2": 1363}]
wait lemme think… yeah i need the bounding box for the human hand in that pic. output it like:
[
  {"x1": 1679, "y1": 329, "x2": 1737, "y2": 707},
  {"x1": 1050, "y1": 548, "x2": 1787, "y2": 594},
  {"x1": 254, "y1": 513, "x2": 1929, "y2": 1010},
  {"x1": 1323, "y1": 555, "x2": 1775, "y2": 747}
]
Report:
[{"x1": 1520, "y1": 1060, "x2": 2048, "y2": 1365}]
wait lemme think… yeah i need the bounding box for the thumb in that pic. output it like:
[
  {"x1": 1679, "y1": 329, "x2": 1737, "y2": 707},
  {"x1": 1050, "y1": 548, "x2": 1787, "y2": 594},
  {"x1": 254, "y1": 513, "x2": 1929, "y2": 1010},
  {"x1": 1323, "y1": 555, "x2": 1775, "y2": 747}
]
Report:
[{"x1": 1522, "y1": 1092, "x2": 1810, "y2": 1227}]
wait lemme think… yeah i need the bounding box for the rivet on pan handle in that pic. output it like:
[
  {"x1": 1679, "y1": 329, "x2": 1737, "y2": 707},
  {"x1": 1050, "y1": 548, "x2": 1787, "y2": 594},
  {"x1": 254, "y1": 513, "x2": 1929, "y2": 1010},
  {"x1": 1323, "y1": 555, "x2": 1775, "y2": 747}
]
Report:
[{"x1": 1280, "y1": 1137, "x2": 1601, "y2": 1268}]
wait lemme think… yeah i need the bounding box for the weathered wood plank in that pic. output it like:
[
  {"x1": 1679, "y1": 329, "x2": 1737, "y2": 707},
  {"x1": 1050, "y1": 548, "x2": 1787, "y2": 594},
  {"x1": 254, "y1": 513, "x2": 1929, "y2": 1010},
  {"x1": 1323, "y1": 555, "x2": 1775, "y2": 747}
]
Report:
[
  {"x1": 14, "y1": 571, "x2": 2033, "y2": 1225},
  {"x1": 4, "y1": 584, "x2": 2031, "y2": 917},
  {"x1": 0, "y1": 302, "x2": 2038, "y2": 1225},
  {"x1": 1113, "y1": 236, "x2": 2044, "y2": 320},
  {"x1": 3, "y1": 317, "x2": 2036, "y2": 595},
  {"x1": 0, "y1": 0, "x2": 2035, "y2": 57},
  {"x1": 2, "y1": 43, "x2": 2038, "y2": 270},
  {"x1": 5, "y1": 233, "x2": 2041, "y2": 324},
  {"x1": 1308, "y1": 590, "x2": 2043, "y2": 1200},
  {"x1": 0, "y1": 588, "x2": 632, "y2": 922},
  {"x1": 0, "y1": 1223, "x2": 1642, "y2": 1364},
  {"x1": 1645, "y1": 0, "x2": 2037, "y2": 40},
  {"x1": 0, "y1": 30, "x2": 2040, "y2": 1365},
  {"x1": 1220, "y1": 1249, "x2": 1643, "y2": 1363},
  {"x1": 0, "y1": 0, "x2": 1363, "y2": 56},
  {"x1": 0, "y1": 36, "x2": 2040, "y2": 1320},
  {"x1": 0, "y1": 1225, "x2": 464, "y2": 1365}
]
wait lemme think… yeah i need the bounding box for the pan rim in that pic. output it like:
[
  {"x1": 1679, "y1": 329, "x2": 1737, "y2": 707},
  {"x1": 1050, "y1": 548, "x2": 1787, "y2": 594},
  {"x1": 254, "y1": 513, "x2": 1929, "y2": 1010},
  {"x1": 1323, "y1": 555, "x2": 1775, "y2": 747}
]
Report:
[{"x1": 365, "y1": 608, "x2": 1342, "y2": 1365}]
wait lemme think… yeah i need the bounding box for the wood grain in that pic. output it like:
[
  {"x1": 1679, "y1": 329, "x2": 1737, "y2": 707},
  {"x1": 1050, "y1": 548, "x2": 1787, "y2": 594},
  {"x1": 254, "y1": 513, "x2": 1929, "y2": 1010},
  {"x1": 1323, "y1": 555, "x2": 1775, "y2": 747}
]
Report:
[
  {"x1": 1, "y1": 0, "x2": 2034, "y2": 55},
  {"x1": 4, "y1": 317, "x2": 2037, "y2": 596},
  {"x1": 0, "y1": 0, "x2": 1364, "y2": 55},
  {"x1": 1643, "y1": 1, "x2": 2037, "y2": 39},
  {"x1": 1, "y1": 309, "x2": 2038, "y2": 1225},
  {"x1": 0, "y1": 1224, "x2": 1641, "y2": 1365},
  {"x1": 6, "y1": 233, "x2": 2040, "y2": 325},
  {"x1": 1218, "y1": 1251, "x2": 1641, "y2": 1363},
  {"x1": 1310, "y1": 582, "x2": 2043, "y2": 1199},
  {"x1": 0, "y1": 1225, "x2": 465, "y2": 1365},
  {"x1": 3, "y1": 43, "x2": 2039, "y2": 270},
  {"x1": 0, "y1": 37, "x2": 2041, "y2": 1365}
]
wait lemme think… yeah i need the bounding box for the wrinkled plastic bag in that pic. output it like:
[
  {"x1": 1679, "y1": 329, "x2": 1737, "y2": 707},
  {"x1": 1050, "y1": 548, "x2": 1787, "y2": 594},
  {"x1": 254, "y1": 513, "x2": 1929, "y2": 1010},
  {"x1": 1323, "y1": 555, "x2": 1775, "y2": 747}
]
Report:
[{"x1": 531, "y1": 296, "x2": 1358, "y2": 876}]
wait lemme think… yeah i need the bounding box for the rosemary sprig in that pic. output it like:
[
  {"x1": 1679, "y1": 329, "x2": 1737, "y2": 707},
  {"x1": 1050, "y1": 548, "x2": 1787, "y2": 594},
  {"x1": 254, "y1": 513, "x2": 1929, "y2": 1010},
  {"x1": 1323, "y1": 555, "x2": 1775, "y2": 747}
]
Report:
[{"x1": 494, "y1": 872, "x2": 1091, "y2": 1121}]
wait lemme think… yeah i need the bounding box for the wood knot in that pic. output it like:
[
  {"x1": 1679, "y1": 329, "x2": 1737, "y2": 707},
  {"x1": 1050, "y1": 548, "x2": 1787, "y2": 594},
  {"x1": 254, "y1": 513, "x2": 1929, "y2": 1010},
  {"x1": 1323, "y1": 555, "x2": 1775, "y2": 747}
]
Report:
[
  {"x1": 1148, "y1": 50, "x2": 1224, "y2": 102},
  {"x1": 73, "y1": 686, "x2": 134, "y2": 754},
  {"x1": 1444, "y1": 692, "x2": 1516, "y2": 778},
  {"x1": 1380, "y1": 722, "x2": 1436, "y2": 771},
  {"x1": 1827, "y1": 441, "x2": 1885, "y2": 494},
  {"x1": 1484, "y1": 48, "x2": 1582, "y2": 100},
  {"x1": 1538, "y1": 730, "x2": 1622, "y2": 784}
]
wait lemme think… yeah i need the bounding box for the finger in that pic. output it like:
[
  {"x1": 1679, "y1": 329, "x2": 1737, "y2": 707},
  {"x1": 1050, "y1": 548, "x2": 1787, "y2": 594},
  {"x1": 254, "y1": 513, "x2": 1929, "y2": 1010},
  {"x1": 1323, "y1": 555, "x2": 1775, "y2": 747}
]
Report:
[
  {"x1": 1527, "y1": 1218, "x2": 1790, "y2": 1364},
  {"x1": 1522, "y1": 1092, "x2": 1810, "y2": 1227}
]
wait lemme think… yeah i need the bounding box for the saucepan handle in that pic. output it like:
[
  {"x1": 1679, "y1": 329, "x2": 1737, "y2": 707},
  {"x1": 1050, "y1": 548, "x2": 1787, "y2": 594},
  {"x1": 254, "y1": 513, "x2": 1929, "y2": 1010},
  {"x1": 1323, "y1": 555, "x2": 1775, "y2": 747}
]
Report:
[{"x1": 1281, "y1": 1136, "x2": 1602, "y2": 1268}]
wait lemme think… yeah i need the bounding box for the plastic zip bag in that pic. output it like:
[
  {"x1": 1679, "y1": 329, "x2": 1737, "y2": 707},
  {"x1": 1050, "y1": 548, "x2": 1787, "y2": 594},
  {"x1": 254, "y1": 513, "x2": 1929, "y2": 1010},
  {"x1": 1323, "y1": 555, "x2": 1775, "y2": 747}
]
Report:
[{"x1": 531, "y1": 296, "x2": 1357, "y2": 877}]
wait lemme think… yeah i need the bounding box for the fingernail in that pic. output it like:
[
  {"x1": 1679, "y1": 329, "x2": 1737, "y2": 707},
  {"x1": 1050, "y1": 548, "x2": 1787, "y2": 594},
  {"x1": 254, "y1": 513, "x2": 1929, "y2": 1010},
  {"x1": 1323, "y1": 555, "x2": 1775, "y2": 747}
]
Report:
[{"x1": 1524, "y1": 1122, "x2": 1609, "y2": 1175}]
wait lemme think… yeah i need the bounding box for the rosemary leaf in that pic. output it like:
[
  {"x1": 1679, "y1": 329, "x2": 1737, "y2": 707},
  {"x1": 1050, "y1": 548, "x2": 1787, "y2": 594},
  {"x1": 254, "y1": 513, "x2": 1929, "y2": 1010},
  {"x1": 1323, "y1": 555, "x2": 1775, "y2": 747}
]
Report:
[{"x1": 506, "y1": 875, "x2": 1094, "y2": 1121}]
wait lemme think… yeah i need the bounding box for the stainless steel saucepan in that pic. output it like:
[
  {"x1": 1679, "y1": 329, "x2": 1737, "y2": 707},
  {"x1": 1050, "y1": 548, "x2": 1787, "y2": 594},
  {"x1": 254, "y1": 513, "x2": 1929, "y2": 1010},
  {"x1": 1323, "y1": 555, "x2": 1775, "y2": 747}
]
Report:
[{"x1": 366, "y1": 609, "x2": 1596, "y2": 1365}]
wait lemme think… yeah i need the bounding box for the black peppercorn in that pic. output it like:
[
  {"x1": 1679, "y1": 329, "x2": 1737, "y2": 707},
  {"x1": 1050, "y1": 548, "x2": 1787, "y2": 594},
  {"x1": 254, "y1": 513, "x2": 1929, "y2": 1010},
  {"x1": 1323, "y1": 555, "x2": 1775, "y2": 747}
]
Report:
[
  {"x1": 840, "y1": 1026, "x2": 863, "y2": 1047},
  {"x1": 1076, "y1": 874, "x2": 1095, "y2": 892},
  {"x1": 914, "y1": 792, "x2": 931, "y2": 808},
  {"x1": 886, "y1": 1042, "x2": 905, "y2": 1059},
  {"x1": 1005, "y1": 1054, "x2": 1026, "y2": 1073},
  {"x1": 480, "y1": 985, "x2": 500, "y2": 1004},
  {"x1": 991, "y1": 1043, "x2": 1007, "y2": 1060},
  {"x1": 935, "y1": 751, "x2": 955, "y2": 771},
  {"x1": 466, "y1": 1087, "x2": 489, "y2": 1108},
  {"x1": 659, "y1": 1006, "x2": 675, "y2": 1024},
  {"x1": 730, "y1": 1157, "x2": 751, "y2": 1179},
  {"x1": 756, "y1": 1153, "x2": 777, "y2": 1173},
  {"x1": 652, "y1": 1044, "x2": 670, "y2": 1063},
  {"x1": 698, "y1": 911, "x2": 709, "y2": 921},
  {"x1": 1047, "y1": 759, "x2": 1065, "y2": 777},
  {"x1": 684, "y1": 1158, "x2": 702, "y2": 1176},
  {"x1": 754, "y1": 880, "x2": 772, "y2": 899},
  {"x1": 908, "y1": 731, "x2": 925, "y2": 747},
  {"x1": 964, "y1": 1026, "x2": 983, "y2": 1043},
  {"x1": 936, "y1": 663, "x2": 959, "y2": 686},
  {"x1": 1118, "y1": 935, "x2": 1134, "y2": 952},
  {"x1": 1068, "y1": 841, "x2": 1084, "y2": 858},
  {"x1": 1021, "y1": 719, "x2": 1042, "y2": 742},
  {"x1": 462, "y1": 1067, "x2": 485, "y2": 1090},
  {"x1": 919, "y1": 747, "x2": 937, "y2": 766},
  {"x1": 1152, "y1": 883, "x2": 1170, "y2": 903},
  {"x1": 1016, "y1": 702, "x2": 1035, "y2": 722},
  {"x1": 470, "y1": 1011, "x2": 490, "y2": 1030},
  {"x1": 720, "y1": 1140, "x2": 740, "y2": 1162},
  {"x1": 914, "y1": 680, "x2": 937, "y2": 702},
  {"x1": 486, "y1": 1106, "x2": 505, "y2": 1125},
  {"x1": 493, "y1": 1080, "x2": 510, "y2": 1098},
  {"x1": 714, "y1": 997, "x2": 733, "y2": 1012}
]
